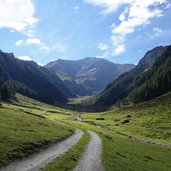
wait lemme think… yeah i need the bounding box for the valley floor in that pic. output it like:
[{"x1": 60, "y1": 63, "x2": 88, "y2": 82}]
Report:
[{"x1": 0, "y1": 93, "x2": 171, "y2": 171}]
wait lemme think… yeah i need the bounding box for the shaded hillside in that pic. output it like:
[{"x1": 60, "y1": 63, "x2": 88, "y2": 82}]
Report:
[
  {"x1": 96, "y1": 45, "x2": 168, "y2": 106},
  {"x1": 0, "y1": 51, "x2": 74, "y2": 104},
  {"x1": 127, "y1": 45, "x2": 171, "y2": 103},
  {"x1": 46, "y1": 57, "x2": 135, "y2": 96}
]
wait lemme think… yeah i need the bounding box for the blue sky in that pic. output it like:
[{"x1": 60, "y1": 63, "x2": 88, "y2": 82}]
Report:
[{"x1": 0, "y1": 0, "x2": 171, "y2": 65}]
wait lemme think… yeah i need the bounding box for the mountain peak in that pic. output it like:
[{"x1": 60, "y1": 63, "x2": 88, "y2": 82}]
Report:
[
  {"x1": 46, "y1": 58, "x2": 135, "y2": 96},
  {"x1": 0, "y1": 51, "x2": 74, "y2": 104},
  {"x1": 95, "y1": 45, "x2": 170, "y2": 106},
  {"x1": 137, "y1": 45, "x2": 166, "y2": 70}
]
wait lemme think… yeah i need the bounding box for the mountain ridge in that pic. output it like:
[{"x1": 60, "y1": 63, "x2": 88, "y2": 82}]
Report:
[
  {"x1": 46, "y1": 57, "x2": 135, "y2": 96},
  {"x1": 0, "y1": 51, "x2": 74, "y2": 103},
  {"x1": 95, "y1": 45, "x2": 169, "y2": 106}
]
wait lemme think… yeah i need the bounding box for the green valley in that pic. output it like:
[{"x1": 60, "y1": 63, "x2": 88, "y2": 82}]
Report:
[
  {"x1": 1, "y1": 91, "x2": 170, "y2": 170},
  {"x1": 0, "y1": 45, "x2": 171, "y2": 171},
  {"x1": 1, "y1": 1, "x2": 171, "y2": 170}
]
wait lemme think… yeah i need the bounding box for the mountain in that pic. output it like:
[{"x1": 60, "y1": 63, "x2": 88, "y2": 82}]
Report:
[
  {"x1": 127, "y1": 45, "x2": 171, "y2": 103},
  {"x1": 0, "y1": 51, "x2": 74, "y2": 104},
  {"x1": 46, "y1": 57, "x2": 135, "y2": 96},
  {"x1": 95, "y1": 45, "x2": 168, "y2": 106}
]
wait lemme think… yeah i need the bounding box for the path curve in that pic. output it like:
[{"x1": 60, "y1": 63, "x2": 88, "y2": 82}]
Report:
[
  {"x1": 0, "y1": 129, "x2": 83, "y2": 171},
  {"x1": 74, "y1": 131, "x2": 103, "y2": 171}
]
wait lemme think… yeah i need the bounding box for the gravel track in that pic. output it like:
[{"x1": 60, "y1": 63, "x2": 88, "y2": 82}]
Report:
[
  {"x1": 0, "y1": 129, "x2": 83, "y2": 171},
  {"x1": 74, "y1": 131, "x2": 103, "y2": 171}
]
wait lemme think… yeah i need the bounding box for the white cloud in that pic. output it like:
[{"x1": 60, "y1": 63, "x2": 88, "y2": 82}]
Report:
[
  {"x1": 111, "y1": 44, "x2": 125, "y2": 56},
  {"x1": 16, "y1": 38, "x2": 41, "y2": 46},
  {"x1": 51, "y1": 43, "x2": 67, "y2": 52},
  {"x1": 96, "y1": 51, "x2": 109, "y2": 58},
  {"x1": 110, "y1": 23, "x2": 116, "y2": 29},
  {"x1": 23, "y1": 29, "x2": 36, "y2": 37},
  {"x1": 98, "y1": 43, "x2": 108, "y2": 50},
  {"x1": 15, "y1": 38, "x2": 42, "y2": 50},
  {"x1": 15, "y1": 40, "x2": 24, "y2": 46},
  {"x1": 119, "y1": 8, "x2": 128, "y2": 21},
  {"x1": 39, "y1": 43, "x2": 67, "y2": 53},
  {"x1": 84, "y1": 0, "x2": 133, "y2": 14},
  {"x1": 17, "y1": 55, "x2": 32, "y2": 61},
  {"x1": 84, "y1": 0, "x2": 168, "y2": 56},
  {"x1": 74, "y1": 6, "x2": 79, "y2": 10},
  {"x1": 38, "y1": 62, "x2": 43, "y2": 66},
  {"x1": 39, "y1": 45, "x2": 50, "y2": 52},
  {"x1": 25, "y1": 38, "x2": 41, "y2": 45},
  {"x1": 165, "y1": 2, "x2": 171, "y2": 9},
  {"x1": 0, "y1": 0, "x2": 38, "y2": 31},
  {"x1": 15, "y1": 37, "x2": 66, "y2": 54},
  {"x1": 151, "y1": 27, "x2": 163, "y2": 38},
  {"x1": 111, "y1": 0, "x2": 166, "y2": 55},
  {"x1": 74, "y1": 6, "x2": 80, "y2": 12},
  {"x1": 153, "y1": 27, "x2": 163, "y2": 34}
]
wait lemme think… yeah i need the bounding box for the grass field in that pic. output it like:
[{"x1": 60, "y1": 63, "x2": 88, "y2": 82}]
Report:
[
  {"x1": 0, "y1": 95, "x2": 74, "y2": 167},
  {"x1": 0, "y1": 92, "x2": 171, "y2": 170},
  {"x1": 79, "y1": 92, "x2": 171, "y2": 144}
]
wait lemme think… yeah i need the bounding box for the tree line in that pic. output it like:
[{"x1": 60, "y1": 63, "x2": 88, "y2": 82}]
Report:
[
  {"x1": 0, "y1": 79, "x2": 37, "y2": 101},
  {"x1": 0, "y1": 79, "x2": 15, "y2": 101}
]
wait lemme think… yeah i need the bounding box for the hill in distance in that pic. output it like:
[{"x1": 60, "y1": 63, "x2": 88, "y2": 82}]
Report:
[
  {"x1": 96, "y1": 45, "x2": 170, "y2": 106},
  {"x1": 0, "y1": 51, "x2": 74, "y2": 104},
  {"x1": 46, "y1": 57, "x2": 135, "y2": 96}
]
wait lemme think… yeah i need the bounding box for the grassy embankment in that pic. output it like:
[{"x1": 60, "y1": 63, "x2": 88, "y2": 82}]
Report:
[{"x1": 0, "y1": 94, "x2": 74, "y2": 167}]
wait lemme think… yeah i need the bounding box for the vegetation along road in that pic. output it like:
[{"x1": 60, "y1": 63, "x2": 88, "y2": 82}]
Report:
[{"x1": 0, "y1": 129, "x2": 83, "y2": 171}]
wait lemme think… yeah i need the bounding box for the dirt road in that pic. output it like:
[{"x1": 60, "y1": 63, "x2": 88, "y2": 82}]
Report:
[
  {"x1": 74, "y1": 131, "x2": 103, "y2": 171},
  {"x1": 0, "y1": 129, "x2": 83, "y2": 171}
]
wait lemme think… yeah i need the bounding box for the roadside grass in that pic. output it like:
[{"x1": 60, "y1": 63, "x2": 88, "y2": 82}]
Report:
[
  {"x1": 101, "y1": 130, "x2": 171, "y2": 171},
  {"x1": 56, "y1": 120, "x2": 171, "y2": 171},
  {"x1": 0, "y1": 99, "x2": 74, "y2": 167},
  {"x1": 42, "y1": 131, "x2": 90, "y2": 171}
]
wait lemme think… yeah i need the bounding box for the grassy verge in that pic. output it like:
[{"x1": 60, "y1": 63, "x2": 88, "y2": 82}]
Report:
[
  {"x1": 0, "y1": 101, "x2": 73, "y2": 167},
  {"x1": 42, "y1": 131, "x2": 90, "y2": 171},
  {"x1": 60, "y1": 121, "x2": 171, "y2": 171},
  {"x1": 101, "y1": 130, "x2": 171, "y2": 171}
]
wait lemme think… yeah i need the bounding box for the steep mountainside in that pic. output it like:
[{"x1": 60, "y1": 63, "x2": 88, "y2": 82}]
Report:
[
  {"x1": 0, "y1": 51, "x2": 74, "y2": 103},
  {"x1": 96, "y1": 45, "x2": 168, "y2": 106},
  {"x1": 46, "y1": 57, "x2": 135, "y2": 96},
  {"x1": 127, "y1": 45, "x2": 171, "y2": 103}
]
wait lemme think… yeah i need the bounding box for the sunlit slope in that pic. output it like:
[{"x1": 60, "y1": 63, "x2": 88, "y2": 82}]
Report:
[{"x1": 0, "y1": 94, "x2": 73, "y2": 167}]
